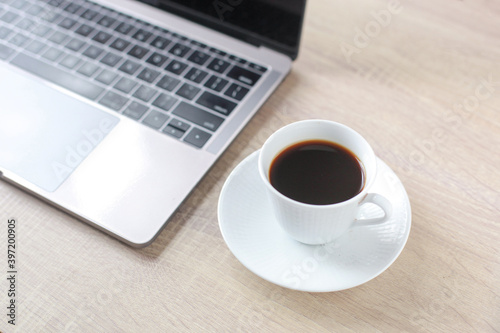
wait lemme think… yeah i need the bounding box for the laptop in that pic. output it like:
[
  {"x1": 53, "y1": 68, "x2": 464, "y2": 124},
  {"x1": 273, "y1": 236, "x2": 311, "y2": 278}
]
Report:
[{"x1": 0, "y1": 0, "x2": 306, "y2": 247}]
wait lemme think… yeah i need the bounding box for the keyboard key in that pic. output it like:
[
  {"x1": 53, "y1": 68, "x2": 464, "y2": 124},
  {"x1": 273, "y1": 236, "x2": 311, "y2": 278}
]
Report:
[
  {"x1": 204, "y1": 75, "x2": 228, "y2": 92},
  {"x1": 47, "y1": 0, "x2": 64, "y2": 7},
  {"x1": 83, "y1": 45, "x2": 104, "y2": 59},
  {"x1": 60, "y1": 54, "x2": 81, "y2": 69},
  {"x1": 47, "y1": 0, "x2": 65, "y2": 7},
  {"x1": 48, "y1": 31, "x2": 69, "y2": 44},
  {"x1": 0, "y1": 27, "x2": 13, "y2": 40},
  {"x1": 41, "y1": 11, "x2": 61, "y2": 23},
  {"x1": 229, "y1": 54, "x2": 246, "y2": 64},
  {"x1": 16, "y1": 18, "x2": 35, "y2": 30},
  {"x1": 58, "y1": 17, "x2": 77, "y2": 30},
  {"x1": 142, "y1": 110, "x2": 168, "y2": 129},
  {"x1": 42, "y1": 47, "x2": 63, "y2": 61},
  {"x1": 100, "y1": 52, "x2": 122, "y2": 67},
  {"x1": 187, "y1": 50, "x2": 210, "y2": 65},
  {"x1": 190, "y1": 40, "x2": 206, "y2": 49},
  {"x1": 150, "y1": 36, "x2": 170, "y2": 49},
  {"x1": 97, "y1": 16, "x2": 116, "y2": 28},
  {"x1": 196, "y1": 91, "x2": 237, "y2": 116},
  {"x1": 77, "y1": 61, "x2": 99, "y2": 77},
  {"x1": 110, "y1": 38, "x2": 130, "y2": 51},
  {"x1": 155, "y1": 27, "x2": 170, "y2": 35},
  {"x1": 172, "y1": 102, "x2": 224, "y2": 132},
  {"x1": 133, "y1": 85, "x2": 157, "y2": 102},
  {"x1": 99, "y1": 91, "x2": 128, "y2": 111},
  {"x1": 162, "y1": 125, "x2": 184, "y2": 139},
  {"x1": 0, "y1": 11, "x2": 19, "y2": 24},
  {"x1": 31, "y1": 25, "x2": 53, "y2": 38},
  {"x1": 95, "y1": 69, "x2": 118, "y2": 85},
  {"x1": 137, "y1": 67, "x2": 160, "y2": 83},
  {"x1": 146, "y1": 52, "x2": 168, "y2": 67},
  {"x1": 152, "y1": 93, "x2": 178, "y2": 111},
  {"x1": 169, "y1": 118, "x2": 190, "y2": 132},
  {"x1": 0, "y1": 43, "x2": 15, "y2": 60},
  {"x1": 65, "y1": 38, "x2": 85, "y2": 51},
  {"x1": 9, "y1": 33, "x2": 29, "y2": 47},
  {"x1": 156, "y1": 75, "x2": 180, "y2": 91},
  {"x1": 128, "y1": 45, "x2": 148, "y2": 59},
  {"x1": 224, "y1": 83, "x2": 249, "y2": 101},
  {"x1": 75, "y1": 24, "x2": 94, "y2": 37},
  {"x1": 184, "y1": 127, "x2": 211, "y2": 148},
  {"x1": 165, "y1": 59, "x2": 188, "y2": 75},
  {"x1": 124, "y1": 102, "x2": 148, "y2": 120},
  {"x1": 81, "y1": 9, "x2": 98, "y2": 21},
  {"x1": 11, "y1": 53, "x2": 104, "y2": 100},
  {"x1": 249, "y1": 62, "x2": 267, "y2": 73},
  {"x1": 176, "y1": 83, "x2": 200, "y2": 100},
  {"x1": 169, "y1": 43, "x2": 190, "y2": 57},
  {"x1": 184, "y1": 68, "x2": 208, "y2": 83},
  {"x1": 115, "y1": 22, "x2": 134, "y2": 35},
  {"x1": 207, "y1": 58, "x2": 230, "y2": 73},
  {"x1": 171, "y1": 32, "x2": 187, "y2": 41},
  {"x1": 11, "y1": 0, "x2": 29, "y2": 10},
  {"x1": 132, "y1": 29, "x2": 151, "y2": 42},
  {"x1": 114, "y1": 77, "x2": 137, "y2": 93},
  {"x1": 118, "y1": 59, "x2": 141, "y2": 74},
  {"x1": 63, "y1": 3, "x2": 81, "y2": 14},
  {"x1": 26, "y1": 4, "x2": 45, "y2": 16},
  {"x1": 25, "y1": 40, "x2": 46, "y2": 54},
  {"x1": 92, "y1": 31, "x2": 112, "y2": 44},
  {"x1": 209, "y1": 47, "x2": 226, "y2": 57},
  {"x1": 226, "y1": 65, "x2": 261, "y2": 86}
]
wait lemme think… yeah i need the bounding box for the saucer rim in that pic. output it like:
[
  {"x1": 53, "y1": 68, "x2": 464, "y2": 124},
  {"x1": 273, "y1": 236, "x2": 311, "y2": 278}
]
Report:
[{"x1": 218, "y1": 150, "x2": 411, "y2": 292}]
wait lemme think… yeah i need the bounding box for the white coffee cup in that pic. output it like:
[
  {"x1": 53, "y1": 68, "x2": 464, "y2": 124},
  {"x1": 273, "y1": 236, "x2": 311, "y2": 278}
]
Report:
[{"x1": 258, "y1": 119, "x2": 392, "y2": 245}]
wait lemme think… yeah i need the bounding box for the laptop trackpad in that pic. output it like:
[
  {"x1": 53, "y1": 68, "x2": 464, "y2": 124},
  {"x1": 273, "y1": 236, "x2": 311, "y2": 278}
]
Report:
[{"x1": 0, "y1": 65, "x2": 119, "y2": 192}]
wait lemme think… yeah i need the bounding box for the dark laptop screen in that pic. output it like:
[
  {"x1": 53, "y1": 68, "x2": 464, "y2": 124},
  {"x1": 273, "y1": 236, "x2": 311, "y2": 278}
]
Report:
[{"x1": 137, "y1": 0, "x2": 306, "y2": 60}]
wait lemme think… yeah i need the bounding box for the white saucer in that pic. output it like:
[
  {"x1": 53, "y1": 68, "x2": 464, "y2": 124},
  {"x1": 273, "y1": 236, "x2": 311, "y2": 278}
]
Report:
[{"x1": 218, "y1": 150, "x2": 411, "y2": 292}]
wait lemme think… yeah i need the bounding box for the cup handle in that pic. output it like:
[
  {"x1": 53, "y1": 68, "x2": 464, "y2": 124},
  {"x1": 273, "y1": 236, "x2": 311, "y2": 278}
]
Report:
[{"x1": 354, "y1": 193, "x2": 392, "y2": 227}]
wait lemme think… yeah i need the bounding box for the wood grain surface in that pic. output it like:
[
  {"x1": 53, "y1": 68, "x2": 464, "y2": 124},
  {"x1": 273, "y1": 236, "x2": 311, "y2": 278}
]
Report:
[{"x1": 1, "y1": 0, "x2": 499, "y2": 332}]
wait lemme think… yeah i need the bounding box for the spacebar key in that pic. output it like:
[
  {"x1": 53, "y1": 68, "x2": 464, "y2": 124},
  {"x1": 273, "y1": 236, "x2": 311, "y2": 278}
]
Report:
[{"x1": 10, "y1": 53, "x2": 104, "y2": 100}]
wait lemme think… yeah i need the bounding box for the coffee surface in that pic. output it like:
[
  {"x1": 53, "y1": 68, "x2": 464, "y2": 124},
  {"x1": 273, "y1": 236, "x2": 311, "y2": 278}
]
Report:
[{"x1": 269, "y1": 140, "x2": 364, "y2": 205}]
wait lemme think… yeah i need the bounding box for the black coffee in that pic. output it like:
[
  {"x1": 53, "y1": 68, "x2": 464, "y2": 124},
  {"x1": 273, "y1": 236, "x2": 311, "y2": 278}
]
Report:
[{"x1": 269, "y1": 140, "x2": 365, "y2": 205}]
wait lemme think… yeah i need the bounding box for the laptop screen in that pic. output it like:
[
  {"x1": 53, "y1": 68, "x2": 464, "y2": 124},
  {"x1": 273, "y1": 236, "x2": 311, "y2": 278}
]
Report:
[{"x1": 137, "y1": 0, "x2": 306, "y2": 60}]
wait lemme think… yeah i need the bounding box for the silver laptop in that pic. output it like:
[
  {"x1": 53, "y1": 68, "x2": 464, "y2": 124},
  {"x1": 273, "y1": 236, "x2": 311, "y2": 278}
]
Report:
[{"x1": 0, "y1": 0, "x2": 306, "y2": 247}]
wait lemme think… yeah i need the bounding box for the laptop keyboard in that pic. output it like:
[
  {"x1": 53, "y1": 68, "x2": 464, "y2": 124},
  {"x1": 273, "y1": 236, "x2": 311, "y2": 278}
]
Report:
[{"x1": 0, "y1": 0, "x2": 267, "y2": 148}]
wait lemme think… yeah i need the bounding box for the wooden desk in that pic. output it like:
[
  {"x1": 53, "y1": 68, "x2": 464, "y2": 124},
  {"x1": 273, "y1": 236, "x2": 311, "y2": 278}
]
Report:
[{"x1": 1, "y1": 0, "x2": 499, "y2": 332}]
